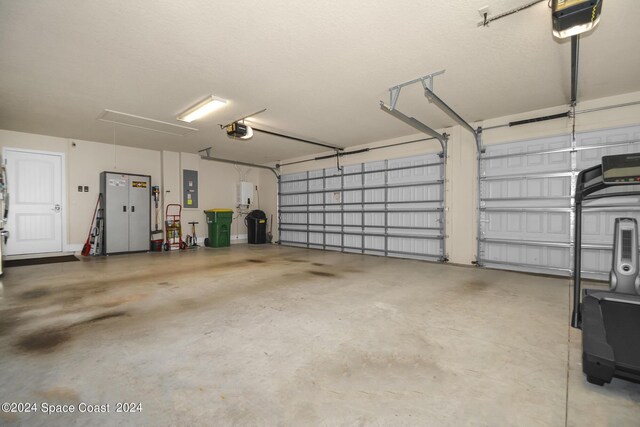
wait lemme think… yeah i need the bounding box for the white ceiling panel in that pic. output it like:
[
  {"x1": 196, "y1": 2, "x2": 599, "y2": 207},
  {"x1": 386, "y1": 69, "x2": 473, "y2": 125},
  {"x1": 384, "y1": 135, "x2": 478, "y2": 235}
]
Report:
[{"x1": 0, "y1": 0, "x2": 638, "y2": 164}]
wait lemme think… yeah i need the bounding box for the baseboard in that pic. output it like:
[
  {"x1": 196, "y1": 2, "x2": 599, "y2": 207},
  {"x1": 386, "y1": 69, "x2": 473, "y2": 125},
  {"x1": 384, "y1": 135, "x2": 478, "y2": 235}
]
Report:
[{"x1": 5, "y1": 251, "x2": 77, "y2": 260}]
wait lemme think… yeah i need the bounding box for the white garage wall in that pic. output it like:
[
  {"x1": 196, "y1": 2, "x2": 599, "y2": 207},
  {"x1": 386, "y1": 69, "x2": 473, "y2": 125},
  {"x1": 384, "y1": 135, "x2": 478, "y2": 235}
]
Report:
[
  {"x1": 0, "y1": 129, "x2": 277, "y2": 250},
  {"x1": 67, "y1": 139, "x2": 161, "y2": 246},
  {"x1": 0, "y1": 129, "x2": 162, "y2": 251},
  {"x1": 196, "y1": 158, "x2": 260, "y2": 242}
]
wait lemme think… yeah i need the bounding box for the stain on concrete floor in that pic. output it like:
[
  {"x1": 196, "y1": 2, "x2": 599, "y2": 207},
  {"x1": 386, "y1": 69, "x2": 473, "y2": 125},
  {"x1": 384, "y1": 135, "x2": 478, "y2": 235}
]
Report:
[
  {"x1": 307, "y1": 270, "x2": 336, "y2": 278},
  {"x1": 462, "y1": 280, "x2": 490, "y2": 291},
  {"x1": 16, "y1": 328, "x2": 72, "y2": 353},
  {"x1": 20, "y1": 288, "x2": 50, "y2": 299},
  {"x1": 82, "y1": 311, "x2": 128, "y2": 324},
  {"x1": 12, "y1": 309, "x2": 130, "y2": 353},
  {"x1": 3, "y1": 251, "x2": 433, "y2": 358}
]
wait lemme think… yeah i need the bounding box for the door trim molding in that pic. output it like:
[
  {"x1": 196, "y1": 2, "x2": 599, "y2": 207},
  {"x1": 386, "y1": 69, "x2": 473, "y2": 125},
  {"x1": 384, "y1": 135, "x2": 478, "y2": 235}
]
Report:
[{"x1": 3, "y1": 147, "x2": 67, "y2": 255}]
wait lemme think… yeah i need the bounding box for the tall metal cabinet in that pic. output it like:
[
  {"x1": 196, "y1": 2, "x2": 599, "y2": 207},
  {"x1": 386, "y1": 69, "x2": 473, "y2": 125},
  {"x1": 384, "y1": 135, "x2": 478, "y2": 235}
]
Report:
[{"x1": 100, "y1": 172, "x2": 151, "y2": 254}]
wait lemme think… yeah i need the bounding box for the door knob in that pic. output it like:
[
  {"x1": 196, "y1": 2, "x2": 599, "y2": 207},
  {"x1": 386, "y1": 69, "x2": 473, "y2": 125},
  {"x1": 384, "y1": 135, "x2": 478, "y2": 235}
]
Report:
[{"x1": 53, "y1": 204, "x2": 61, "y2": 212}]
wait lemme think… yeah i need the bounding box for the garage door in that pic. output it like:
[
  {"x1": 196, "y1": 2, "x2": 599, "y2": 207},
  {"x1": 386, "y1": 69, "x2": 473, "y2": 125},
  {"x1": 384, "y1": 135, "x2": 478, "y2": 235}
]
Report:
[
  {"x1": 478, "y1": 124, "x2": 640, "y2": 279},
  {"x1": 279, "y1": 153, "x2": 445, "y2": 261}
]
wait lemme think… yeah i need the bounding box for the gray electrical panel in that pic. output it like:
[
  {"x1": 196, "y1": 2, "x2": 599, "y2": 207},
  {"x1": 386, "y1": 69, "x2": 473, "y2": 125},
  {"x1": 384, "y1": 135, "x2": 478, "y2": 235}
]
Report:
[
  {"x1": 183, "y1": 169, "x2": 198, "y2": 208},
  {"x1": 100, "y1": 172, "x2": 151, "y2": 254}
]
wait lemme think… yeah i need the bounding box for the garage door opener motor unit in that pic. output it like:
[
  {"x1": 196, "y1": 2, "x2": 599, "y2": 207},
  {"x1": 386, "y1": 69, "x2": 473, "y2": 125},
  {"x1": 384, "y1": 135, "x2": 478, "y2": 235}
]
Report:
[
  {"x1": 552, "y1": 0, "x2": 603, "y2": 39},
  {"x1": 573, "y1": 153, "x2": 640, "y2": 386},
  {"x1": 226, "y1": 122, "x2": 253, "y2": 139}
]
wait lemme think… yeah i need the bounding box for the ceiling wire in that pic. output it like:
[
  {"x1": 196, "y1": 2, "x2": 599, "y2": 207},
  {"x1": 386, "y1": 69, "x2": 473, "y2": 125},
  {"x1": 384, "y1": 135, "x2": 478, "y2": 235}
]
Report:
[{"x1": 480, "y1": 0, "x2": 547, "y2": 27}]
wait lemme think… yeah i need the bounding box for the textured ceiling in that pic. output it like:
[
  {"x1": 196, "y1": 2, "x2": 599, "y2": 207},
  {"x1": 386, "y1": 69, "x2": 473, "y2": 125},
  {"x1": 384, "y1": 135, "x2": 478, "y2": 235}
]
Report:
[{"x1": 1, "y1": 0, "x2": 639, "y2": 164}]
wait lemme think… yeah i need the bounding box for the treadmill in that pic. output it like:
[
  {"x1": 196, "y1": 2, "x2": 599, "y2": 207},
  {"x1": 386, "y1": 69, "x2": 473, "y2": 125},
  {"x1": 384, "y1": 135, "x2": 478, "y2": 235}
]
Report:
[{"x1": 572, "y1": 153, "x2": 640, "y2": 386}]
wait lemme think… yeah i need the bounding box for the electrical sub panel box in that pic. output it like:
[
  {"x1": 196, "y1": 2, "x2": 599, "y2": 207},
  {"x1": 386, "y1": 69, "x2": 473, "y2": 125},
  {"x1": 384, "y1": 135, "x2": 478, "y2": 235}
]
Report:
[
  {"x1": 237, "y1": 181, "x2": 253, "y2": 207},
  {"x1": 182, "y1": 169, "x2": 198, "y2": 208}
]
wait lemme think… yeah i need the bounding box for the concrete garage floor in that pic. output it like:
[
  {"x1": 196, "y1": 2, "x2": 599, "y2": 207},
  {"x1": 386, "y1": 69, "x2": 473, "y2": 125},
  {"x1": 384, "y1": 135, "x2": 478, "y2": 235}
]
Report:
[{"x1": 0, "y1": 245, "x2": 638, "y2": 426}]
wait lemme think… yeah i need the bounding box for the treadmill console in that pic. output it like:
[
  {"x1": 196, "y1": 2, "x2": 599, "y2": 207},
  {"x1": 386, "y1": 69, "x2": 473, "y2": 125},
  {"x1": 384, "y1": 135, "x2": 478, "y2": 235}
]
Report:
[{"x1": 602, "y1": 153, "x2": 640, "y2": 184}]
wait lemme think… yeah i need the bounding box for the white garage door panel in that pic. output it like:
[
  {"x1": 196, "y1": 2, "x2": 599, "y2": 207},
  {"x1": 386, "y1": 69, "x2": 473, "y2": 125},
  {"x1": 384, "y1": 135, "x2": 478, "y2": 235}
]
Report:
[
  {"x1": 280, "y1": 230, "x2": 306, "y2": 246},
  {"x1": 479, "y1": 124, "x2": 640, "y2": 279},
  {"x1": 581, "y1": 248, "x2": 617, "y2": 274},
  {"x1": 485, "y1": 136, "x2": 571, "y2": 174},
  {"x1": 484, "y1": 211, "x2": 570, "y2": 242},
  {"x1": 483, "y1": 242, "x2": 570, "y2": 271},
  {"x1": 484, "y1": 176, "x2": 571, "y2": 204},
  {"x1": 280, "y1": 153, "x2": 445, "y2": 261},
  {"x1": 582, "y1": 210, "x2": 640, "y2": 242},
  {"x1": 576, "y1": 126, "x2": 640, "y2": 168}
]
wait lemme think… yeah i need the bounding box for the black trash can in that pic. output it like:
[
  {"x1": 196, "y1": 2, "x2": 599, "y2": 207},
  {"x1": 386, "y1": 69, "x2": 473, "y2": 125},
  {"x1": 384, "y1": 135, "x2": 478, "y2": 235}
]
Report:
[{"x1": 245, "y1": 210, "x2": 267, "y2": 244}]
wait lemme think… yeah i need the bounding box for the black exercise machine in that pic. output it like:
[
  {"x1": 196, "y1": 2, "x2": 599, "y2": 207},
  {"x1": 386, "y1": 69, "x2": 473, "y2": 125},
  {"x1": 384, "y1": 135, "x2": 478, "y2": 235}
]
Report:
[{"x1": 572, "y1": 153, "x2": 640, "y2": 386}]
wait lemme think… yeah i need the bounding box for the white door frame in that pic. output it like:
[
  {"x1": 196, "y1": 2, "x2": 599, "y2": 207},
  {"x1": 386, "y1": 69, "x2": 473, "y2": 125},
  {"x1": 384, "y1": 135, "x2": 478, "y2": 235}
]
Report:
[{"x1": 3, "y1": 147, "x2": 68, "y2": 255}]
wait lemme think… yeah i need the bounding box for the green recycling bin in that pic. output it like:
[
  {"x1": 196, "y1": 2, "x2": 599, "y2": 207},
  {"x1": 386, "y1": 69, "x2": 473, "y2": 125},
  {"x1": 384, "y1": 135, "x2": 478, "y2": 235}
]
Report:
[{"x1": 204, "y1": 209, "x2": 233, "y2": 248}]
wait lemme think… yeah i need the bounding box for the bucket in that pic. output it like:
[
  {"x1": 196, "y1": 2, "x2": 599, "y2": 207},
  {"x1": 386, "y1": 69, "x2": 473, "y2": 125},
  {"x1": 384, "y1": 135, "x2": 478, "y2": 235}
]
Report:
[{"x1": 150, "y1": 239, "x2": 163, "y2": 252}]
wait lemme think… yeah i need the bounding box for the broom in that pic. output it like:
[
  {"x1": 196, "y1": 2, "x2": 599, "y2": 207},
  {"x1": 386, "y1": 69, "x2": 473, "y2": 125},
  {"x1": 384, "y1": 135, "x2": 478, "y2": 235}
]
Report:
[{"x1": 81, "y1": 194, "x2": 102, "y2": 256}]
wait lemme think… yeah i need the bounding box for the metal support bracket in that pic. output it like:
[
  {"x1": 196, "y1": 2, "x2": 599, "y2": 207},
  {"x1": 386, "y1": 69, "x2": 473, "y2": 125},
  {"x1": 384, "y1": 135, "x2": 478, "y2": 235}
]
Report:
[
  {"x1": 387, "y1": 70, "x2": 445, "y2": 110},
  {"x1": 383, "y1": 69, "x2": 480, "y2": 144},
  {"x1": 424, "y1": 86, "x2": 476, "y2": 137},
  {"x1": 380, "y1": 102, "x2": 447, "y2": 152},
  {"x1": 382, "y1": 71, "x2": 488, "y2": 267},
  {"x1": 198, "y1": 147, "x2": 213, "y2": 157}
]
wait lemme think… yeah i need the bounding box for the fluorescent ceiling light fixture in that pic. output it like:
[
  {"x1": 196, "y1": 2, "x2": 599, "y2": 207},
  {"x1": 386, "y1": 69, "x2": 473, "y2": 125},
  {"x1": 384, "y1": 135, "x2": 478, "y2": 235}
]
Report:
[
  {"x1": 98, "y1": 110, "x2": 197, "y2": 136},
  {"x1": 177, "y1": 95, "x2": 227, "y2": 123}
]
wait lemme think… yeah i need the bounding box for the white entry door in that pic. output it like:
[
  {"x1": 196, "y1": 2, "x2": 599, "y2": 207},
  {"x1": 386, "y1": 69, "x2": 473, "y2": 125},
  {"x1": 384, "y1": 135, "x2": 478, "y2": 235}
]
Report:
[{"x1": 4, "y1": 149, "x2": 64, "y2": 255}]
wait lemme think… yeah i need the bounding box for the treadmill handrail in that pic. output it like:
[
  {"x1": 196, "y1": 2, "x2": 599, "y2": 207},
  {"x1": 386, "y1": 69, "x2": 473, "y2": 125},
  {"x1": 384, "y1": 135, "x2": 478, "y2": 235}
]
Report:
[
  {"x1": 576, "y1": 164, "x2": 606, "y2": 202},
  {"x1": 573, "y1": 165, "x2": 601, "y2": 327}
]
